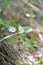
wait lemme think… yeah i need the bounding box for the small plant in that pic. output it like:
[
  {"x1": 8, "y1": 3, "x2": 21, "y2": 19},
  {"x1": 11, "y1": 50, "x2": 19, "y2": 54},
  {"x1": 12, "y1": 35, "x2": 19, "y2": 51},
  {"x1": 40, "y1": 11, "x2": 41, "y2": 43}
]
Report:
[
  {"x1": 38, "y1": 56, "x2": 43, "y2": 63},
  {"x1": 23, "y1": 34, "x2": 41, "y2": 52},
  {"x1": 26, "y1": 10, "x2": 35, "y2": 18},
  {"x1": 0, "y1": 18, "x2": 41, "y2": 52},
  {"x1": 32, "y1": 56, "x2": 43, "y2": 65}
]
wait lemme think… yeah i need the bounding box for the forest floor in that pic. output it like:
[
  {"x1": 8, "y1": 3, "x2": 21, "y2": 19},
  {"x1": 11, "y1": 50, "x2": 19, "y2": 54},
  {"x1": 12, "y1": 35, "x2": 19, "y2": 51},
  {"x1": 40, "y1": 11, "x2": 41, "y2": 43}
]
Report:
[{"x1": 0, "y1": 0, "x2": 43, "y2": 65}]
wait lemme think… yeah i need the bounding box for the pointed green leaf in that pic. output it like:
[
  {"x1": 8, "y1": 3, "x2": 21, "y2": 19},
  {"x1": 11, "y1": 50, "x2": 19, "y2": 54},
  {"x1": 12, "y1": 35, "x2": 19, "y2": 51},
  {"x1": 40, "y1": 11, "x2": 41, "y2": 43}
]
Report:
[
  {"x1": 30, "y1": 46, "x2": 35, "y2": 52},
  {"x1": 29, "y1": 10, "x2": 35, "y2": 17},
  {"x1": 32, "y1": 61, "x2": 39, "y2": 65},
  {"x1": 19, "y1": 34, "x2": 26, "y2": 42},
  {"x1": 30, "y1": 34, "x2": 35, "y2": 45},
  {"x1": 23, "y1": 26, "x2": 32, "y2": 33},
  {"x1": 34, "y1": 43, "x2": 41, "y2": 48},
  {"x1": 11, "y1": 19, "x2": 18, "y2": 32},
  {"x1": 5, "y1": 24, "x2": 11, "y2": 29},
  {"x1": 23, "y1": 41, "x2": 31, "y2": 49},
  {"x1": 0, "y1": 0, "x2": 11, "y2": 9},
  {"x1": 0, "y1": 18, "x2": 4, "y2": 25}
]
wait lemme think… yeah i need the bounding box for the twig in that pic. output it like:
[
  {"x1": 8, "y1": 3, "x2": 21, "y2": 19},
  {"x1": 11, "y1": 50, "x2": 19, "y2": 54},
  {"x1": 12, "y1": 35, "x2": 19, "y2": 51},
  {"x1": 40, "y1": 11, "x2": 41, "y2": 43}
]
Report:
[
  {"x1": 0, "y1": 33, "x2": 16, "y2": 42},
  {"x1": 34, "y1": 28, "x2": 43, "y2": 43},
  {"x1": 0, "y1": 32, "x2": 24, "y2": 42},
  {"x1": 38, "y1": 33, "x2": 43, "y2": 43},
  {"x1": 0, "y1": 28, "x2": 43, "y2": 42},
  {"x1": 0, "y1": 52, "x2": 16, "y2": 65}
]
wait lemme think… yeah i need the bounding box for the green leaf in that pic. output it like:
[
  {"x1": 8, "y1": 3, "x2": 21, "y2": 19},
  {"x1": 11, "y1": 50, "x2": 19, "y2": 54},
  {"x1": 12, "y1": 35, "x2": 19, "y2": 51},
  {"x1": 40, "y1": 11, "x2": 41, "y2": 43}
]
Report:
[
  {"x1": 0, "y1": 0, "x2": 11, "y2": 9},
  {"x1": 39, "y1": 56, "x2": 43, "y2": 63},
  {"x1": 30, "y1": 34, "x2": 35, "y2": 45},
  {"x1": 23, "y1": 26, "x2": 32, "y2": 33},
  {"x1": 21, "y1": 63, "x2": 27, "y2": 65},
  {"x1": 1, "y1": 27, "x2": 6, "y2": 31},
  {"x1": 5, "y1": 24, "x2": 11, "y2": 29},
  {"x1": 30, "y1": 46, "x2": 35, "y2": 52},
  {"x1": 33, "y1": 43, "x2": 41, "y2": 48},
  {"x1": 32, "y1": 61, "x2": 39, "y2": 65},
  {"x1": 0, "y1": 18, "x2": 4, "y2": 25},
  {"x1": 29, "y1": 10, "x2": 35, "y2": 17},
  {"x1": 40, "y1": 19, "x2": 43, "y2": 24},
  {"x1": 9, "y1": 36, "x2": 17, "y2": 44},
  {"x1": 19, "y1": 34, "x2": 26, "y2": 42},
  {"x1": 23, "y1": 41, "x2": 31, "y2": 49},
  {"x1": 11, "y1": 19, "x2": 18, "y2": 32}
]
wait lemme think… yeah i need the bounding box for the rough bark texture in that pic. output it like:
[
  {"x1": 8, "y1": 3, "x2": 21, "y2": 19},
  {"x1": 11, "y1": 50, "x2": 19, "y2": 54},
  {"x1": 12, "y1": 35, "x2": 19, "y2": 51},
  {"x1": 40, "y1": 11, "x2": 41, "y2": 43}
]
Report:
[{"x1": 0, "y1": 34, "x2": 19, "y2": 65}]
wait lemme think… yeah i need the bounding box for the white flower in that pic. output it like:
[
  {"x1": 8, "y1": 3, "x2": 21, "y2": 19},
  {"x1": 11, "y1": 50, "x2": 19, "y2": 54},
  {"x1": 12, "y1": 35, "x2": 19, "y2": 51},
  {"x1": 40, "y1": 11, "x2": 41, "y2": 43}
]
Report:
[
  {"x1": 25, "y1": 13, "x2": 35, "y2": 18},
  {"x1": 25, "y1": 13, "x2": 30, "y2": 17},
  {"x1": 18, "y1": 25, "x2": 24, "y2": 33},
  {"x1": 8, "y1": 26, "x2": 16, "y2": 32}
]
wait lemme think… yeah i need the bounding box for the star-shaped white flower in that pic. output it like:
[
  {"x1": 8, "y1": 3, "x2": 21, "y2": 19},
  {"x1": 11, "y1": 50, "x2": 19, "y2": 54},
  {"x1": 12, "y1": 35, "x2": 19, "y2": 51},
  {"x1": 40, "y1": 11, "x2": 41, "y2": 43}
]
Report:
[
  {"x1": 18, "y1": 25, "x2": 24, "y2": 33},
  {"x1": 8, "y1": 26, "x2": 16, "y2": 33}
]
